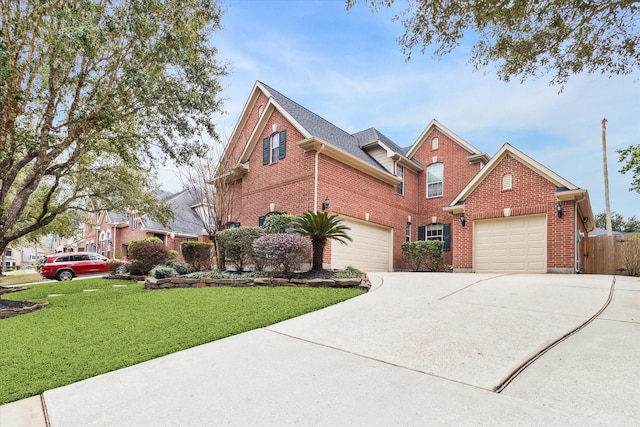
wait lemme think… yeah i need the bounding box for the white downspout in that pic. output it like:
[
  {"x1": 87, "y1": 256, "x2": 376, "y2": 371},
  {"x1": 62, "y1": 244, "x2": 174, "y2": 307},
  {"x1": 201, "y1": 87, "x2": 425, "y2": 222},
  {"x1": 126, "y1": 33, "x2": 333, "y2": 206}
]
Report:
[
  {"x1": 574, "y1": 195, "x2": 586, "y2": 273},
  {"x1": 314, "y1": 144, "x2": 326, "y2": 213}
]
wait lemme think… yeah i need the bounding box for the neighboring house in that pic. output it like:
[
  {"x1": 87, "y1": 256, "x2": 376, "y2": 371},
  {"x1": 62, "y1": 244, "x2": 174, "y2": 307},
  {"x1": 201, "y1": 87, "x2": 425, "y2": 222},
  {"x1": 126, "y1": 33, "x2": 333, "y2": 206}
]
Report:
[
  {"x1": 3, "y1": 246, "x2": 19, "y2": 270},
  {"x1": 216, "y1": 81, "x2": 595, "y2": 273},
  {"x1": 84, "y1": 190, "x2": 210, "y2": 260},
  {"x1": 20, "y1": 246, "x2": 47, "y2": 266}
]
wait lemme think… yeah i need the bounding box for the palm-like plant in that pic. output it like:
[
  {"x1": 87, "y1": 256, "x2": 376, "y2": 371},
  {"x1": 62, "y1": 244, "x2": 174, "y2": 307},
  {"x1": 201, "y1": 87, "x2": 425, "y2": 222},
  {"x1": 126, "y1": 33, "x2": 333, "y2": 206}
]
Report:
[{"x1": 290, "y1": 211, "x2": 352, "y2": 270}]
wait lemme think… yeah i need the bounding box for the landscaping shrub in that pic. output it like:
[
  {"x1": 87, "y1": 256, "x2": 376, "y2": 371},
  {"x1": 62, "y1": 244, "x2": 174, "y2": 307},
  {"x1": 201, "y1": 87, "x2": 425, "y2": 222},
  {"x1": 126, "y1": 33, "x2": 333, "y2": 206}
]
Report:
[
  {"x1": 149, "y1": 265, "x2": 178, "y2": 279},
  {"x1": 127, "y1": 242, "x2": 170, "y2": 275},
  {"x1": 127, "y1": 237, "x2": 163, "y2": 256},
  {"x1": 263, "y1": 213, "x2": 297, "y2": 233},
  {"x1": 401, "y1": 240, "x2": 444, "y2": 271},
  {"x1": 252, "y1": 233, "x2": 312, "y2": 277},
  {"x1": 180, "y1": 241, "x2": 213, "y2": 272},
  {"x1": 165, "y1": 259, "x2": 188, "y2": 275},
  {"x1": 334, "y1": 265, "x2": 362, "y2": 278},
  {"x1": 622, "y1": 235, "x2": 640, "y2": 276},
  {"x1": 105, "y1": 260, "x2": 128, "y2": 275},
  {"x1": 216, "y1": 227, "x2": 265, "y2": 271}
]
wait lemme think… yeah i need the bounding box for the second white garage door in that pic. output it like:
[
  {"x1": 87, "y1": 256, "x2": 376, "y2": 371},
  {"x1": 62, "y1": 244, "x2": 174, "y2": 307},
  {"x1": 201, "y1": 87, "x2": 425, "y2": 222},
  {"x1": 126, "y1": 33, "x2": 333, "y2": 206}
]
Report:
[
  {"x1": 330, "y1": 216, "x2": 393, "y2": 272},
  {"x1": 474, "y1": 214, "x2": 547, "y2": 273}
]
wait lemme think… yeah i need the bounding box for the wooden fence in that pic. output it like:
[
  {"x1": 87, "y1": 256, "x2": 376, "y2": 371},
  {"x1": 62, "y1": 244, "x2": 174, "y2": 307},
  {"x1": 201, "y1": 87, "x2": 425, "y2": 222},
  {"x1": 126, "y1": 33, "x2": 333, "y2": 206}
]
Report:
[{"x1": 583, "y1": 234, "x2": 639, "y2": 275}]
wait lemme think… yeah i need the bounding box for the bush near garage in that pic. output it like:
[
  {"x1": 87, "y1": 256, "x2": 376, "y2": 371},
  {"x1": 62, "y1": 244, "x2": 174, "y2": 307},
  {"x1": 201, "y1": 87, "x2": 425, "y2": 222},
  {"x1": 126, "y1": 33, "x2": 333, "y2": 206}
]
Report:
[
  {"x1": 401, "y1": 240, "x2": 444, "y2": 272},
  {"x1": 180, "y1": 241, "x2": 213, "y2": 272},
  {"x1": 252, "y1": 233, "x2": 312, "y2": 277},
  {"x1": 216, "y1": 227, "x2": 265, "y2": 272}
]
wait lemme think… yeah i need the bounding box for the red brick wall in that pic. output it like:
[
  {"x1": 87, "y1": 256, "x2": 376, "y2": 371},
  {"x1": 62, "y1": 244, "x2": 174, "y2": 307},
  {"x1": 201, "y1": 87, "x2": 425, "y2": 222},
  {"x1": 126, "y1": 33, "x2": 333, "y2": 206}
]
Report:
[
  {"x1": 453, "y1": 154, "x2": 578, "y2": 272},
  {"x1": 411, "y1": 129, "x2": 484, "y2": 266},
  {"x1": 317, "y1": 155, "x2": 415, "y2": 267}
]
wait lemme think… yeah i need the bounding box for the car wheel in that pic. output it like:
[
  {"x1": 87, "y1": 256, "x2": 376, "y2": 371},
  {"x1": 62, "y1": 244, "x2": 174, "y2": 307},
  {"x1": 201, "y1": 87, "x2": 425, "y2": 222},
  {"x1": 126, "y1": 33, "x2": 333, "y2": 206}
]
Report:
[
  {"x1": 57, "y1": 270, "x2": 74, "y2": 281},
  {"x1": 114, "y1": 265, "x2": 127, "y2": 275}
]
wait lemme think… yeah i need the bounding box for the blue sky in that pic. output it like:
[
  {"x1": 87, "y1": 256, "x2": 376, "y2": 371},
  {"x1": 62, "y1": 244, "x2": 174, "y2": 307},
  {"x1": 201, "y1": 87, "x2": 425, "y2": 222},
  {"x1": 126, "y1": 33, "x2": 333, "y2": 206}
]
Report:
[{"x1": 163, "y1": 0, "x2": 640, "y2": 220}]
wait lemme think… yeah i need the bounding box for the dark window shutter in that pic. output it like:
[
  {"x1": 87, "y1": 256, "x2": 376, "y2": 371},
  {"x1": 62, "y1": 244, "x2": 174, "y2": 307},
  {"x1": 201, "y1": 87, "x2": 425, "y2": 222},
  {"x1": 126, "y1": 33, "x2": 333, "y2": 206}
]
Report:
[
  {"x1": 262, "y1": 137, "x2": 270, "y2": 165},
  {"x1": 278, "y1": 130, "x2": 286, "y2": 159},
  {"x1": 258, "y1": 216, "x2": 265, "y2": 227},
  {"x1": 418, "y1": 226, "x2": 425, "y2": 241},
  {"x1": 443, "y1": 223, "x2": 451, "y2": 251}
]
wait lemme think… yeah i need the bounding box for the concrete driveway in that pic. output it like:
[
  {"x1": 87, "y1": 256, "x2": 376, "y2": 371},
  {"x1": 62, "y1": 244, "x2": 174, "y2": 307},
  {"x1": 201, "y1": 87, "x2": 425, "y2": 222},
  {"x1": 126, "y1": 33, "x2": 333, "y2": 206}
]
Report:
[{"x1": 2, "y1": 273, "x2": 638, "y2": 426}]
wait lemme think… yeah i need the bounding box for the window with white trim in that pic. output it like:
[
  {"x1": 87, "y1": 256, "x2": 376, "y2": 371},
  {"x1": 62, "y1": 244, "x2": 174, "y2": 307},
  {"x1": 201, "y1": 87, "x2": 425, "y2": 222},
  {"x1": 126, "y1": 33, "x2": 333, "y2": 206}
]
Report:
[
  {"x1": 405, "y1": 222, "x2": 411, "y2": 242},
  {"x1": 396, "y1": 165, "x2": 405, "y2": 195},
  {"x1": 262, "y1": 130, "x2": 287, "y2": 165},
  {"x1": 130, "y1": 211, "x2": 139, "y2": 230},
  {"x1": 427, "y1": 163, "x2": 443, "y2": 197},
  {"x1": 431, "y1": 137, "x2": 439, "y2": 150}
]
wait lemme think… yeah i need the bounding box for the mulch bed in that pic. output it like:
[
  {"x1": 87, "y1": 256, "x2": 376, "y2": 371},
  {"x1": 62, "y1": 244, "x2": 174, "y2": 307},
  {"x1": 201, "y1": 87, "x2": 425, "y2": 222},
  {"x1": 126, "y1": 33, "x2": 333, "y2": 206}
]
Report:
[{"x1": 0, "y1": 293, "x2": 49, "y2": 319}]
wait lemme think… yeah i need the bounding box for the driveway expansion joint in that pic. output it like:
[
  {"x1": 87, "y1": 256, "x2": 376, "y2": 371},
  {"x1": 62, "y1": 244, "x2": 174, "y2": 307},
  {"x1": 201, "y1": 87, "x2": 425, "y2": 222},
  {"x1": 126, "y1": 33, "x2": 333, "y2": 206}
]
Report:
[{"x1": 494, "y1": 276, "x2": 617, "y2": 393}]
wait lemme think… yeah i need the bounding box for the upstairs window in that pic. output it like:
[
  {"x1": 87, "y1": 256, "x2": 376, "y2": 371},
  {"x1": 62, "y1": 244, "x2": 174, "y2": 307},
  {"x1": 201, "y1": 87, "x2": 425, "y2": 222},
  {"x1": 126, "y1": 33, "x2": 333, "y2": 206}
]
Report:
[
  {"x1": 431, "y1": 137, "x2": 439, "y2": 150},
  {"x1": 427, "y1": 163, "x2": 443, "y2": 198},
  {"x1": 263, "y1": 130, "x2": 287, "y2": 165},
  {"x1": 130, "y1": 211, "x2": 139, "y2": 230},
  {"x1": 396, "y1": 165, "x2": 405, "y2": 195}
]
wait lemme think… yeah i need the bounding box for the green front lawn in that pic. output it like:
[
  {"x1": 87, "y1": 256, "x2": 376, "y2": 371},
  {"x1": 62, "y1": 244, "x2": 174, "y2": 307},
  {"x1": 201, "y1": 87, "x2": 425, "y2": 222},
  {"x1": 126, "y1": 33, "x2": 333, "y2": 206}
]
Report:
[{"x1": 0, "y1": 279, "x2": 364, "y2": 404}]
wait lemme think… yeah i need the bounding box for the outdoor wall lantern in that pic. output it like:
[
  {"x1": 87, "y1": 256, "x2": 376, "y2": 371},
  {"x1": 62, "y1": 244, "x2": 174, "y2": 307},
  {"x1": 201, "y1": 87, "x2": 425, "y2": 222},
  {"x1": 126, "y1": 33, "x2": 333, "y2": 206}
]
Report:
[
  {"x1": 556, "y1": 202, "x2": 563, "y2": 218},
  {"x1": 460, "y1": 214, "x2": 466, "y2": 227},
  {"x1": 322, "y1": 196, "x2": 330, "y2": 211},
  {"x1": 270, "y1": 202, "x2": 275, "y2": 212},
  {"x1": 169, "y1": 232, "x2": 175, "y2": 239}
]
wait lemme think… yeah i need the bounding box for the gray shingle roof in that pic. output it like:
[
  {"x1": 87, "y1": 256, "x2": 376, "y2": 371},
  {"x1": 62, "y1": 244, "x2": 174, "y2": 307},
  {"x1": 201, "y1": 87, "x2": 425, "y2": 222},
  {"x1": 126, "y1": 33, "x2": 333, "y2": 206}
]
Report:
[
  {"x1": 260, "y1": 82, "x2": 393, "y2": 171},
  {"x1": 141, "y1": 190, "x2": 205, "y2": 236}
]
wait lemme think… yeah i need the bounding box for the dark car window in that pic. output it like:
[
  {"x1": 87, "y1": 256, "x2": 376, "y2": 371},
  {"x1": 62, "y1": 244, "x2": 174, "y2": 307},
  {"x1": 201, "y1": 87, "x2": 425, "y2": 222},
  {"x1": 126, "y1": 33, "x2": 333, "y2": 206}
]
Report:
[
  {"x1": 72, "y1": 254, "x2": 91, "y2": 261},
  {"x1": 55, "y1": 255, "x2": 70, "y2": 263},
  {"x1": 88, "y1": 254, "x2": 106, "y2": 261}
]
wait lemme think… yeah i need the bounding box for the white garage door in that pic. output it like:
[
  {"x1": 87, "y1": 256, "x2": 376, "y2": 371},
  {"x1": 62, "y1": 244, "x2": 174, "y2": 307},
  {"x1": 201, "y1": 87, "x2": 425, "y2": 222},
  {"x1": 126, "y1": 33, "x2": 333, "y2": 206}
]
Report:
[
  {"x1": 474, "y1": 214, "x2": 547, "y2": 273},
  {"x1": 331, "y1": 216, "x2": 393, "y2": 272}
]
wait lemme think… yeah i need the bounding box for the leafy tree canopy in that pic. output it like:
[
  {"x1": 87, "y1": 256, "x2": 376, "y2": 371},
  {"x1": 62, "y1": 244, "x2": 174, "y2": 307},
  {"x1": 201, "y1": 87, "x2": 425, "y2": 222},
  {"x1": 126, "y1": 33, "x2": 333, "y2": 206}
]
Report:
[
  {"x1": 0, "y1": 0, "x2": 226, "y2": 254},
  {"x1": 594, "y1": 211, "x2": 640, "y2": 232},
  {"x1": 618, "y1": 144, "x2": 640, "y2": 193},
  {"x1": 347, "y1": 0, "x2": 640, "y2": 88}
]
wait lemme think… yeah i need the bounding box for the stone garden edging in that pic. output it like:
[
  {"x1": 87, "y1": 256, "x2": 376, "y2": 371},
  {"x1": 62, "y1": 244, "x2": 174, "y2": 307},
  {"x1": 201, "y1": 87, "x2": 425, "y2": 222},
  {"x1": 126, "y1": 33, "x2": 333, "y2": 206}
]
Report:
[{"x1": 143, "y1": 274, "x2": 371, "y2": 291}]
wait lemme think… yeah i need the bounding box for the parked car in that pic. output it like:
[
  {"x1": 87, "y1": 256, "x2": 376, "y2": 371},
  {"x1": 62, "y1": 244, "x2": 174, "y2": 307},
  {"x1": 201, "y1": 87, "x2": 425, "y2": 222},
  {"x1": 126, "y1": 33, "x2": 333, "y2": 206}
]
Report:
[{"x1": 40, "y1": 252, "x2": 127, "y2": 281}]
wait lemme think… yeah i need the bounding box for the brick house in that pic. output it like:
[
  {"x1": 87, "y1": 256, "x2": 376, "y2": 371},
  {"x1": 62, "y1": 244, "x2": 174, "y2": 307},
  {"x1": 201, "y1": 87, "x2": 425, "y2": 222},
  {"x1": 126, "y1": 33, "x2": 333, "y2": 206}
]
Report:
[
  {"x1": 217, "y1": 81, "x2": 595, "y2": 273},
  {"x1": 84, "y1": 190, "x2": 209, "y2": 260}
]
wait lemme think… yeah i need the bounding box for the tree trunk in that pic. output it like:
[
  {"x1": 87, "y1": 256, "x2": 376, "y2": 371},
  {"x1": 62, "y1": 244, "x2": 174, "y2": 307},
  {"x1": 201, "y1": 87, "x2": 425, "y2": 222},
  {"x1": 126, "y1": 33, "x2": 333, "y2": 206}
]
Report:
[{"x1": 312, "y1": 238, "x2": 326, "y2": 270}]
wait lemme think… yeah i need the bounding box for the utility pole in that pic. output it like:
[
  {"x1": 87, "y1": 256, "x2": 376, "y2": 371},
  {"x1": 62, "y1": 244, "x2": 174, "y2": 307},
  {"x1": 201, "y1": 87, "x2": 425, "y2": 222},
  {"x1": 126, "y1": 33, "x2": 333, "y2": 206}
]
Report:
[{"x1": 602, "y1": 118, "x2": 612, "y2": 236}]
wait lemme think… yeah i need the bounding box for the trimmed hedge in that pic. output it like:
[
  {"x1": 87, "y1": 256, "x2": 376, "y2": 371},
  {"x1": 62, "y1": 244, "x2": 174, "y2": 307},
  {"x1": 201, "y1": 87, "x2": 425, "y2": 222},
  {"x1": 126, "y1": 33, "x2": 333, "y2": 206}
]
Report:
[
  {"x1": 252, "y1": 233, "x2": 312, "y2": 277},
  {"x1": 180, "y1": 241, "x2": 213, "y2": 272}
]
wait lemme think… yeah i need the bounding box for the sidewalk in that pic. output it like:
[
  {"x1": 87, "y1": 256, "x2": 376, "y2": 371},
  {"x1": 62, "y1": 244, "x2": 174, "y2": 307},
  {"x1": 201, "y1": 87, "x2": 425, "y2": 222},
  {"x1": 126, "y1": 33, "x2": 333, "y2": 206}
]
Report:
[{"x1": 1, "y1": 273, "x2": 638, "y2": 426}]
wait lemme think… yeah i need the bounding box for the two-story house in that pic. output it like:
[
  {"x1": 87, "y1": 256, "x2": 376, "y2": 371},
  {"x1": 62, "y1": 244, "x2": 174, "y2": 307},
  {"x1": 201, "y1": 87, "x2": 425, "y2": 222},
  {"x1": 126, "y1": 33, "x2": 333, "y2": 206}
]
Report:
[{"x1": 216, "y1": 81, "x2": 594, "y2": 273}]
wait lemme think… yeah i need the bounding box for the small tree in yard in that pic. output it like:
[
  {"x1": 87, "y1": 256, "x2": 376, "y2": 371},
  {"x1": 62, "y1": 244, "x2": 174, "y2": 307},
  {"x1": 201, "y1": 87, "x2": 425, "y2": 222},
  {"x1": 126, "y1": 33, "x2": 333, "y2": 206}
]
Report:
[
  {"x1": 181, "y1": 241, "x2": 213, "y2": 272},
  {"x1": 253, "y1": 234, "x2": 312, "y2": 277},
  {"x1": 290, "y1": 212, "x2": 352, "y2": 271},
  {"x1": 402, "y1": 240, "x2": 444, "y2": 272}
]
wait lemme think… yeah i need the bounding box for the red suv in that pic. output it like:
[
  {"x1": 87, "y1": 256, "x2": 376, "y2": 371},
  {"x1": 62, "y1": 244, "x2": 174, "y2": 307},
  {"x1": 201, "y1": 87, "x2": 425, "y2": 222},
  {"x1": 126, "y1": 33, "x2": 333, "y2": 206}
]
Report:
[{"x1": 40, "y1": 252, "x2": 125, "y2": 281}]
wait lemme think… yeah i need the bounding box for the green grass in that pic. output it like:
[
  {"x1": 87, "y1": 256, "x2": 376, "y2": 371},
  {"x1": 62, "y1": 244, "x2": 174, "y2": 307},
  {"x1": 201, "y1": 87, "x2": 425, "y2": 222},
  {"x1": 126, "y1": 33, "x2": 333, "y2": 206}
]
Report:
[
  {"x1": 0, "y1": 279, "x2": 364, "y2": 404},
  {"x1": 0, "y1": 271, "x2": 47, "y2": 286}
]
